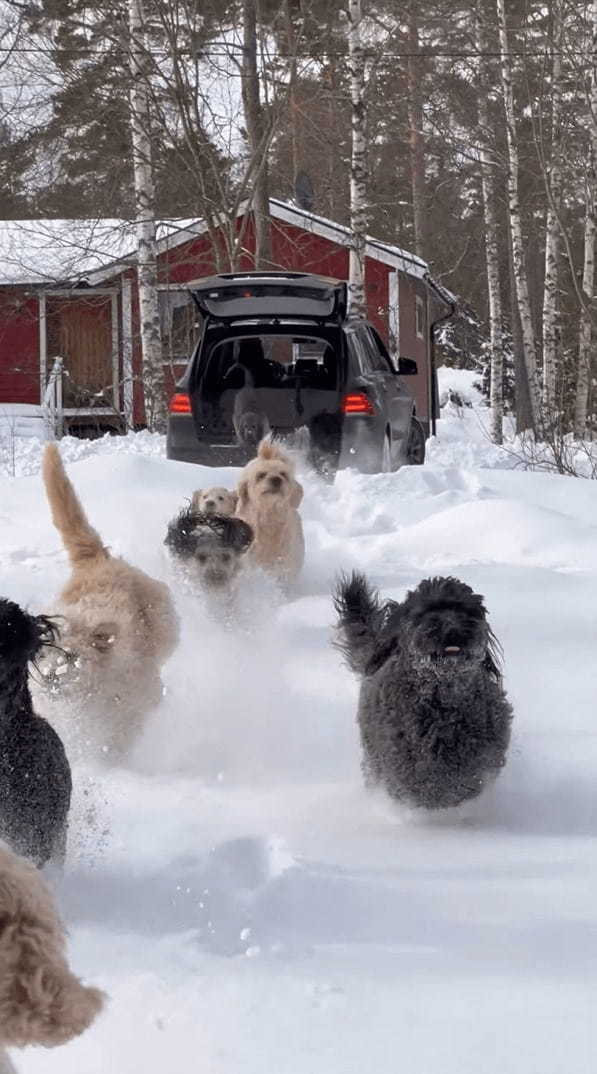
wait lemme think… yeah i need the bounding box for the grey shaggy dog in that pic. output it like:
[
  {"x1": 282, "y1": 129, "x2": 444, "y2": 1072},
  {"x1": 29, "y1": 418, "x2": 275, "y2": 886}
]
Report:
[{"x1": 334, "y1": 573, "x2": 513, "y2": 810}]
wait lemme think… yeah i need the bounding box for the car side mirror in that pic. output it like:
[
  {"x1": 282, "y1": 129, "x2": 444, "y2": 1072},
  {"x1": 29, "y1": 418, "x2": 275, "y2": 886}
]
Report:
[{"x1": 397, "y1": 356, "x2": 418, "y2": 375}]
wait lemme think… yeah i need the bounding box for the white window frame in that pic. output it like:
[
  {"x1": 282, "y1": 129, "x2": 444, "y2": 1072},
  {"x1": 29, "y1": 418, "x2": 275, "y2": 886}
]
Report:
[{"x1": 415, "y1": 294, "x2": 425, "y2": 339}]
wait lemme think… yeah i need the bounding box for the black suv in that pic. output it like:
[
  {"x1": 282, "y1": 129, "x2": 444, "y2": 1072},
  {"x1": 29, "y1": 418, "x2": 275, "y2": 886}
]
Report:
[{"x1": 166, "y1": 272, "x2": 425, "y2": 473}]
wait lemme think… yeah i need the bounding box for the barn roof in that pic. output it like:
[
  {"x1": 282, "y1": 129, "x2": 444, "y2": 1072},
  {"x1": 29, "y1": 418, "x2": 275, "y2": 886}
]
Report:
[{"x1": 0, "y1": 200, "x2": 430, "y2": 287}]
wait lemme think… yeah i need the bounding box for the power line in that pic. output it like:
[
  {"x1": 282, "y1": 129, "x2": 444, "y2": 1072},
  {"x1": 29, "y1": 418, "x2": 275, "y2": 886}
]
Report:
[{"x1": 0, "y1": 46, "x2": 595, "y2": 59}]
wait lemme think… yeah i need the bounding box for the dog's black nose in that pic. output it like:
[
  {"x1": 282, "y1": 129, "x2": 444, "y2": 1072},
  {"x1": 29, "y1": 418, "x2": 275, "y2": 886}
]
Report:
[
  {"x1": 269, "y1": 475, "x2": 282, "y2": 488},
  {"x1": 205, "y1": 500, "x2": 215, "y2": 510}
]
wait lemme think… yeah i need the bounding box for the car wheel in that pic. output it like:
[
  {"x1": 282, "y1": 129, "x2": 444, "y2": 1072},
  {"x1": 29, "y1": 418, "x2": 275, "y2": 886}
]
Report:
[
  {"x1": 381, "y1": 432, "x2": 393, "y2": 473},
  {"x1": 405, "y1": 418, "x2": 426, "y2": 465}
]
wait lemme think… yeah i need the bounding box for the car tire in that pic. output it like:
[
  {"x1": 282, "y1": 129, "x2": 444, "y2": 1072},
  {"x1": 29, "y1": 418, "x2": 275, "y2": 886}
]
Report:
[{"x1": 405, "y1": 417, "x2": 426, "y2": 465}]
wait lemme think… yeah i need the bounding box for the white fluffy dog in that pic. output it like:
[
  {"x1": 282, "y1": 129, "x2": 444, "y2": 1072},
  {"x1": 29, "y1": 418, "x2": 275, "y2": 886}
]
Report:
[
  {"x1": 33, "y1": 445, "x2": 179, "y2": 762},
  {"x1": 235, "y1": 440, "x2": 305, "y2": 586},
  {"x1": 191, "y1": 487, "x2": 237, "y2": 517}
]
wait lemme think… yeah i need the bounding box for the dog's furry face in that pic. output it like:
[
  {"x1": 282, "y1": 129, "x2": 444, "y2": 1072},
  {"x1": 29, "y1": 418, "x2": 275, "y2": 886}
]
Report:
[
  {"x1": 396, "y1": 577, "x2": 498, "y2": 678},
  {"x1": 236, "y1": 408, "x2": 268, "y2": 448},
  {"x1": 237, "y1": 445, "x2": 303, "y2": 512},
  {"x1": 191, "y1": 487, "x2": 237, "y2": 517},
  {"x1": 165, "y1": 508, "x2": 254, "y2": 590},
  {"x1": 0, "y1": 599, "x2": 58, "y2": 690}
]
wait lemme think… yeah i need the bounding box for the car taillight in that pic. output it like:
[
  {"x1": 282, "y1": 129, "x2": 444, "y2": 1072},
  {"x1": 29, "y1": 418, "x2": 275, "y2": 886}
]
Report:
[
  {"x1": 169, "y1": 393, "x2": 191, "y2": 414},
  {"x1": 342, "y1": 392, "x2": 375, "y2": 415}
]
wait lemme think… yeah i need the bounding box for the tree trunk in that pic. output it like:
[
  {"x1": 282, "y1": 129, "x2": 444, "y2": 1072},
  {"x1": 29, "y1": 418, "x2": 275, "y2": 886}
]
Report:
[
  {"x1": 284, "y1": 0, "x2": 300, "y2": 192},
  {"x1": 575, "y1": 0, "x2": 597, "y2": 438},
  {"x1": 128, "y1": 0, "x2": 166, "y2": 432},
  {"x1": 496, "y1": 0, "x2": 540, "y2": 432},
  {"x1": 476, "y1": 4, "x2": 503, "y2": 444},
  {"x1": 407, "y1": 2, "x2": 426, "y2": 260},
  {"x1": 347, "y1": 0, "x2": 367, "y2": 317},
  {"x1": 242, "y1": 0, "x2": 271, "y2": 268},
  {"x1": 541, "y1": 0, "x2": 564, "y2": 415}
]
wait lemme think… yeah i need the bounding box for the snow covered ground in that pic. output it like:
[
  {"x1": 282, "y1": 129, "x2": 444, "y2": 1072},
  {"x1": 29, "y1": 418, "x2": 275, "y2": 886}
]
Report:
[{"x1": 1, "y1": 371, "x2": 596, "y2": 1073}]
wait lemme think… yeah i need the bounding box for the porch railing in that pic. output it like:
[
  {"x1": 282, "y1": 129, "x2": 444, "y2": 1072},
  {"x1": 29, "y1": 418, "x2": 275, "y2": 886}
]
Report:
[{"x1": 42, "y1": 355, "x2": 64, "y2": 439}]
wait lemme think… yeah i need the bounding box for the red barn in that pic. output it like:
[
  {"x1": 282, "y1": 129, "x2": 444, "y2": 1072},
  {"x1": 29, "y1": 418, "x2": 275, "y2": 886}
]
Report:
[{"x1": 0, "y1": 201, "x2": 453, "y2": 437}]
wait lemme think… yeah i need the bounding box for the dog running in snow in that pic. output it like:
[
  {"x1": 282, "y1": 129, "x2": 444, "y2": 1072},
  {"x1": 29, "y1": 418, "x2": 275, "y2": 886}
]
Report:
[
  {"x1": 190, "y1": 487, "x2": 238, "y2": 518},
  {"x1": 0, "y1": 841, "x2": 104, "y2": 1072},
  {"x1": 334, "y1": 573, "x2": 513, "y2": 809},
  {"x1": 165, "y1": 507, "x2": 254, "y2": 593},
  {"x1": 32, "y1": 444, "x2": 179, "y2": 762},
  {"x1": 0, "y1": 599, "x2": 71, "y2": 867},
  {"x1": 235, "y1": 439, "x2": 305, "y2": 587}
]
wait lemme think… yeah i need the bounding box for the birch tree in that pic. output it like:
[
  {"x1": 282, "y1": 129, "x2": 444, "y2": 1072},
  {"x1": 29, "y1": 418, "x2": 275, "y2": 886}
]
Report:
[
  {"x1": 541, "y1": 0, "x2": 565, "y2": 414},
  {"x1": 496, "y1": 0, "x2": 540, "y2": 431},
  {"x1": 476, "y1": 4, "x2": 503, "y2": 443},
  {"x1": 406, "y1": 2, "x2": 426, "y2": 259},
  {"x1": 241, "y1": 0, "x2": 272, "y2": 268},
  {"x1": 347, "y1": 0, "x2": 368, "y2": 318},
  {"x1": 574, "y1": 0, "x2": 597, "y2": 437},
  {"x1": 128, "y1": 0, "x2": 166, "y2": 432}
]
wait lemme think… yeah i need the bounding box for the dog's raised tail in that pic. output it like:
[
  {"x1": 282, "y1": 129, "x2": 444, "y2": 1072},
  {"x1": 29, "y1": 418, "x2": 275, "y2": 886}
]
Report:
[
  {"x1": 333, "y1": 571, "x2": 384, "y2": 675},
  {"x1": 42, "y1": 444, "x2": 108, "y2": 565}
]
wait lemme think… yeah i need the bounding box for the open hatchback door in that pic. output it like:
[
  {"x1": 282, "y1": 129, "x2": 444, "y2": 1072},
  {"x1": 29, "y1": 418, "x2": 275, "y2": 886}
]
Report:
[{"x1": 190, "y1": 272, "x2": 348, "y2": 323}]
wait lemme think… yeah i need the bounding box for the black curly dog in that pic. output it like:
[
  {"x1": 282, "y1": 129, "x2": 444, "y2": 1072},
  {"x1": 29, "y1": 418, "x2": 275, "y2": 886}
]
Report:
[
  {"x1": 0, "y1": 598, "x2": 72, "y2": 865},
  {"x1": 334, "y1": 574, "x2": 513, "y2": 809}
]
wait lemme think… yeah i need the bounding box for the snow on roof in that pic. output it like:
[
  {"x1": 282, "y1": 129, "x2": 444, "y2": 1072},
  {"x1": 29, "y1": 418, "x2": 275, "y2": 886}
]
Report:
[
  {"x1": 0, "y1": 201, "x2": 436, "y2": 288},
  {"x1": 0, "y1": 218, "x2": 197, "y2": 286}
]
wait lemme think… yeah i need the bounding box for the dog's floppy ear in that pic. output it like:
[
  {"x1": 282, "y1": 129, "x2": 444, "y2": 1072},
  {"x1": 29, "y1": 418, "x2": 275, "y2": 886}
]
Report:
[
  {"x1": 236, "y1": 476, "x2": 250, "y2": 510},
  {"x1": 190, "y1": 489, "x2": 203, "y2": 513},
  {"x1": 90, "y1": 622, "x2": 118, "y2": 653},
  {"x1": 289, "y1": 479, "x2": 303, "y2": 509},
  {"x1": 484, "y1": 625, "x2": 504, "y2": 683},
  {"x1": 223, "y1": 517, "x2": 254, "y2": 552},
  {"x1": 228, "y1": 489, "x2": 239, "y2": 511}
]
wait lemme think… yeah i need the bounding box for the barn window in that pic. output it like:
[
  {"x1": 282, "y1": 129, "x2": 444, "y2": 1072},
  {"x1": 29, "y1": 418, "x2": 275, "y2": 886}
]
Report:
[
  {"x1": 415, "y1": 294, "x2": 425, "y2": 339},
  {"x1": 159, "y1": 290, "x2": 199, "y2": 367}
]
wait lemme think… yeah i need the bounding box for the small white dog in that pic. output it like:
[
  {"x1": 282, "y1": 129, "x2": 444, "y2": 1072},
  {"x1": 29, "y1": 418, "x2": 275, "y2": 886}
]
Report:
[
  {"x1": 191, "y1": 487, "x2": 237, "y2": 517},
  {"x1": 235, "y1": 439, "x2": 305, "y2": 586}
]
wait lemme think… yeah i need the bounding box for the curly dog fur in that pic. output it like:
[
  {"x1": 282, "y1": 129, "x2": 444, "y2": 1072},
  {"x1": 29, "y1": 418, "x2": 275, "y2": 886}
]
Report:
[
  {"x1": 334, "y1": 573, "x2": 513, "y2": 809},
  {"x1": 0, "y1": 599, "x2": 71, "y2": 867},
  {"x1": 0, "y1": 842, "x2": 103, "y2": 1069},
  {"x1": 236, "y1": 440, "x2": 304, "y2": 586},
  {"x1": 32, "y1": 444, "x2": 179, "y2": 761},
  {"x1": 165, "y1": 507, "x2": 254, "y2": 591}
]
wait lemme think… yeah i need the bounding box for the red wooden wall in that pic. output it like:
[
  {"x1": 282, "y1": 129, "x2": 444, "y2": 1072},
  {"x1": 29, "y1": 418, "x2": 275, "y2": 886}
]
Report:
[
  {"x1": 0, "y1": 292, "x2": 39, "y2": 405},
  {"x1": 0, "y1": 212, "x2": 436, "y2": 429}
]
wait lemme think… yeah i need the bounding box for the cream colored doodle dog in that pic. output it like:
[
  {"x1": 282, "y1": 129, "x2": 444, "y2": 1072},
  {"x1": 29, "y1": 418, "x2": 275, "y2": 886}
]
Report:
[
  {"x1": 33, "y1": 444, "x2": 179, "y2": 761},
  {"x1": 0, "y1": 843, "x2": 103, "y2": 1073},
  {"x1": 235, "y1": 440, "x2": 305, "y2": 585},
  {"x1": 191, "y1": 486, "x2": 238, "y2": 517}
]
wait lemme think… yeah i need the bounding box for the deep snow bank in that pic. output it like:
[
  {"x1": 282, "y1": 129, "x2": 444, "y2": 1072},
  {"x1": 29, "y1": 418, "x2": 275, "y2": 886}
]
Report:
[{"x1": 1, "y1": 381, "x2": 596, "y2": 1073}]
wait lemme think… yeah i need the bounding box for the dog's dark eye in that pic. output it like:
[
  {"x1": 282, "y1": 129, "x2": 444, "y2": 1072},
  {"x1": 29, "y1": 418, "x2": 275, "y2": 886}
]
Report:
[
  {"x1": 197, "y1": 553, "x2": 208, "y2": 563},
  {"x1": 256, "y1": 472, "x2": 267, "y2": 481},
  {"x1": 222, "y1": 552, "x2": 231, "y2": 563}
]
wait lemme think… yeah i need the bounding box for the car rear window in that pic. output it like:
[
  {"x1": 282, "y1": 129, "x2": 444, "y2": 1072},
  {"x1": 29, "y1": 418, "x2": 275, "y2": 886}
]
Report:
[{"x1": 201, "y1": 335, "x2": 338, "y2": 394}]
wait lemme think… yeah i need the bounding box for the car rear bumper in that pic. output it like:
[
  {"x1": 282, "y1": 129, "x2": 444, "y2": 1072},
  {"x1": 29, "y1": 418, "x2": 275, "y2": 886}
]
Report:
[{"x1": 167, "y1": 412, "x2": 424, "y2": 471}]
